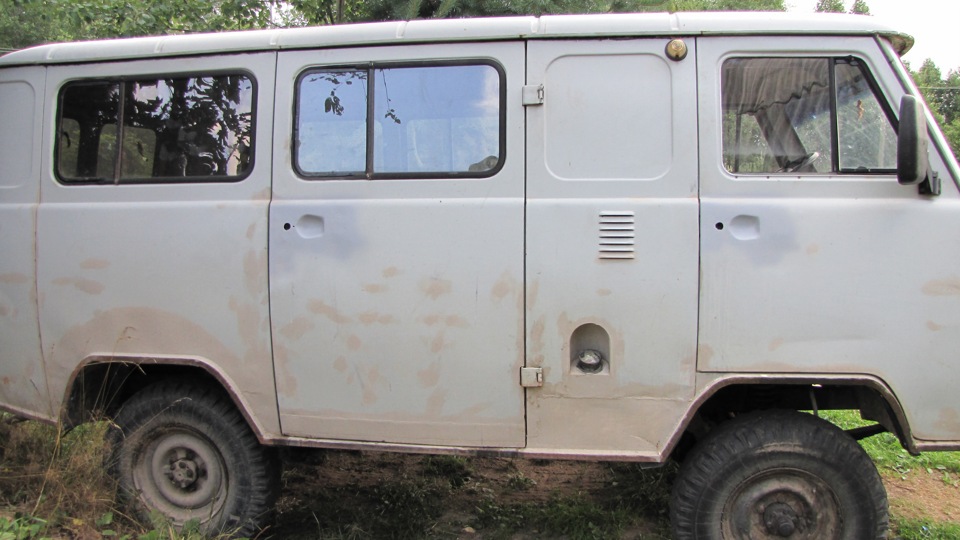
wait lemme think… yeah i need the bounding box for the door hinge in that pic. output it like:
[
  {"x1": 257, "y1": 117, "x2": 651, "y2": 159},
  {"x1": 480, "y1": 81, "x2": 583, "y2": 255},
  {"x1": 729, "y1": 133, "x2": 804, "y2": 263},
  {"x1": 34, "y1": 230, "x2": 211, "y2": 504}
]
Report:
[
  {"x1": 522, "y1": 84, "x2": 544, "y2": 106},
  {"x1": 520, "y1": 367, "x2": 543, "y2": 387}
]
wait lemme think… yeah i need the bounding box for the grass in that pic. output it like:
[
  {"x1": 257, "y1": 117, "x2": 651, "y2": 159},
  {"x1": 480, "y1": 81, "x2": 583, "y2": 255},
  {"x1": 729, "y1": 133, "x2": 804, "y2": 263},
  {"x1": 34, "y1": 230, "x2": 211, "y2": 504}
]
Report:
[
  {"x1": 821, "y1": 410, "x2": 960, "y2": 475},
  {"x1": 2, "y1": 411, "x2": 960, "y2": 538}
]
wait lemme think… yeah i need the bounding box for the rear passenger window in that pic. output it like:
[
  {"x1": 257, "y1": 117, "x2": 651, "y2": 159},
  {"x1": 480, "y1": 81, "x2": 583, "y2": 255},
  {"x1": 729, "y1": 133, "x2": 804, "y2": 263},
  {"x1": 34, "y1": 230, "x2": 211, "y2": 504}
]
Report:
[
  {"x1": 722, "y1": 57, "x2": 897, "y2": 175},
  {"x1": 57, "y1": 74, "x2": 255, "y2": 184},
  {"x1": 295, "y1": 63, "x2": 503, "y2": 178}
]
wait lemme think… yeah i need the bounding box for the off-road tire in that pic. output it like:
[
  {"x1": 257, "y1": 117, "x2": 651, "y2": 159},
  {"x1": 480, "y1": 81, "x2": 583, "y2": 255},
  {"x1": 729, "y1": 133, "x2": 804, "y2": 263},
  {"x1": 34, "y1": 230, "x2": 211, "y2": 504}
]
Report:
[
  {"x1": 107, "y1": 381, "x2": 280, "y2": 537},
  {"x1": 670, "y1": 409, "x2": 888, "y2": 540}
]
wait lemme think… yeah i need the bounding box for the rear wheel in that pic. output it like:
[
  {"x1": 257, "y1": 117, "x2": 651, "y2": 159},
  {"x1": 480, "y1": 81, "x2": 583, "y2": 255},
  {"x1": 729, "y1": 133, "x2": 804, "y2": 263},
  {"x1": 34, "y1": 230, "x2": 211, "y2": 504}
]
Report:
[
  {"x1": 670, "y1": 410, "x2": 888, "y2": 539},
  {"x1": 108, "y1": 381, "x2": 279, "y2": 537}
]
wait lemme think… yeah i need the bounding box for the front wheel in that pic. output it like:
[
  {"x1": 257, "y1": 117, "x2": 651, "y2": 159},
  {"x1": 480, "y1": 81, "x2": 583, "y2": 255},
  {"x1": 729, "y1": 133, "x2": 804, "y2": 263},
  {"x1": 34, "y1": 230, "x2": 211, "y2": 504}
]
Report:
[
  {"x1": 670, "y1": 410, "x2": 888, "y2": 539},
  {"x1": 108, "y1": 381, "x2": 280, "y2": 537}
]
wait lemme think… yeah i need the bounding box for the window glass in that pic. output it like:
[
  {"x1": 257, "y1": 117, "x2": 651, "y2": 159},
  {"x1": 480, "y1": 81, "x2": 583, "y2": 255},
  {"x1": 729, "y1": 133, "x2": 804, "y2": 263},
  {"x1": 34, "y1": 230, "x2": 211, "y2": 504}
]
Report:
[
  {"x1": 836, "y1": 60, "x2": 897, "y2": 171},
  {"x1": 297, "y1": 70, "x2": 368, "y2": 175},
  {"x1": 57, "y1": 74, "x2": 254, "y2": 184},
  {"x1": 296, "y1": 63, "x2": 502, "y2": 178},
  {"x1": 722, "y1": 57, "x2": 895, "y2": 175},
  {"x1": 58, "y1": 82, "x2": 120, "y2": 181}
]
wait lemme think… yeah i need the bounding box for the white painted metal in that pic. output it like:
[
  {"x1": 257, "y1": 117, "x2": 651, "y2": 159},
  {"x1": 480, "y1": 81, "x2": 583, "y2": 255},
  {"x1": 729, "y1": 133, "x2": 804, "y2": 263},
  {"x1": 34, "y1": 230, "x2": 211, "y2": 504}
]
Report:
[
  {"x1": 0, "y1": 66, "x2": 49, "y2": 420},
  {"x1": 0, "y1": 13, "x2": 911, "y2": 67},
  {"x1": 35, "y1": 53, "x2": 282, "y2": 437},
  {"x1": 697, "y1": 36, "x2": 960, "y2": 441},
  {"x1": 2, "y1": 13, "x2": 960, "y2": 459},
  {"x1": 269, "y1": 42, "x2": 526, "y2": 447},
  {"x1": 524, "y1": 39, "x2": 700, "y2": 457}
]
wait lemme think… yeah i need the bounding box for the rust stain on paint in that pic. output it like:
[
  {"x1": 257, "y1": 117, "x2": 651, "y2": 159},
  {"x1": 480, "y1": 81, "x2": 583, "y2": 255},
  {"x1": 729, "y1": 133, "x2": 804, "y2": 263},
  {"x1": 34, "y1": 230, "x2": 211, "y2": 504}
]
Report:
[
  {"x1": 923, "y1": 278, "x2": 960, "y2": 296},
  {"x1": 927, "y1": 320, "x2": 944, "y2": 332},
  {"x1": 420, "y1": 278, "x2": 452, "y2": 300},
  {"x1": 768, "y1": 338, "x2": 784, "y2": 351},
  {"x1": 491, "y1": 271, "x2": 516, "y2": 301},
  {"x1": 363, "y1": 283, "x2": 386, "y2": 294},
  {"x1": 334, "y1": 356, "x2": 348, "y2": 373},
  {"x1": 806, "y1": 244, "x2": 820, "y2": 255},
  {"x1": 243, "y1": 250, "x2": 266, "y2": 296},
  {"x1": 274, "y1": 344, "x2": 298, "y2": 396},
  {"x1": 445, "y1": 315, "x2": 468, "y2": 328},
  {"x1": 53, "y1": 277, "x2": 104, "y2": 295},
  {"x1": 382, "y1": 266, "x2": 401, "y2": 278},
  {"x1": 307, "y1": 299, "x2": 352, "y2": 324},
  {"x1": 0, "y1": 273, "x2": 29, "y2": 284},
  {"x1": 347, "y1": 335, "x2": 362, "y2": 351},
  {"x1": 530, "y1": 317, "x2": 546, "y2": 356},
  {"x1": 697, "y1": 344, "x2": 715, "y2": 364},
  {"x1": 430, "y1": 331, "x2": 448, "y2": 354},
  {"x1": 79, "y1": 258, "x2": 110, "y2": 270},
  {"x1": 417, "y1": 361, "x2": 441, "y2": 388},
  {"x1": 359, "y1": 312, "x2": 395, "y2": 325},
  {"x1": 280, "y1": 316, "x2": 314, "y2": 340},
  {"x1": 597, "y1": 288, "x2": 612, "y2": 297},
  {"x1": 246, "y1": 223, "x2": 257, "y2": 240},
  {"x1": 526, "y1": 279, "x2": 540, "y2": 310}
]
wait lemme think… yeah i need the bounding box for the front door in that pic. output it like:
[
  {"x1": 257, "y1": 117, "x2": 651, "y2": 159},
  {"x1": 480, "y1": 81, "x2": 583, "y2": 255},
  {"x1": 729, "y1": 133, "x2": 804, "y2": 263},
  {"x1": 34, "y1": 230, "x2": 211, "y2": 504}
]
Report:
[
  {"x1": 270, "y1": 43, "x2": 526, "y2": 447},
  {"x1": 697, "y1": 36, "x2": 960, "y2": 441}
]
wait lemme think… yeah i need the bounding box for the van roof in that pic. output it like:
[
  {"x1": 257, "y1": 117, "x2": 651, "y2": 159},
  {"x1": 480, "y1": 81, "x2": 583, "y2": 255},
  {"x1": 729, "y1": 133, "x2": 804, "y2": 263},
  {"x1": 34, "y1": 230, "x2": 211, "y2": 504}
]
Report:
[{"x1": 0, "y1": 12, "x2": 913, "y2": 67}]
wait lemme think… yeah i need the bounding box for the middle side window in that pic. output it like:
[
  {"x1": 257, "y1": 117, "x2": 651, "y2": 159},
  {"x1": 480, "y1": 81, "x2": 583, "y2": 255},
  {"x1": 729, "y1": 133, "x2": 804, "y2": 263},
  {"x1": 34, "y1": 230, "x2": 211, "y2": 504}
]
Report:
[{"x1": 295, "y1": 62, "x2": 504, "y2": 179}]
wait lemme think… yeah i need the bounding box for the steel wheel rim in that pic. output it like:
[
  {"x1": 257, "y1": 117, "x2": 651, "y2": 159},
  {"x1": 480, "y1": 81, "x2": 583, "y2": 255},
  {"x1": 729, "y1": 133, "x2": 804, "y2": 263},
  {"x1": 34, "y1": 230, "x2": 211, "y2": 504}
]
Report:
[
  {"x1": 132, "y1": 428, "x2": 227, "y2": 523},
  {"x1": 721, "y1": 468, "x2": 842, "y2": 539}
]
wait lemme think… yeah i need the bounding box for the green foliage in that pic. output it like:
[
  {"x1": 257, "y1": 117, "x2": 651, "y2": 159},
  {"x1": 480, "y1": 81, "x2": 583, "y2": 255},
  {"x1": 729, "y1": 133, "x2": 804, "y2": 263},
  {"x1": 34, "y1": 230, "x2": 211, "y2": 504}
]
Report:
[
  {"x1": 815, "y1": 0, "x2": 845, "y2": 12},
  {"x1": 420, "y1": 455, "x2": 473, "y2": 489},
  {"x1": 893, "y1": 518, "x2": 960, "y2": 540},
  {"x1": 849, "y1": 0, "x2": 869, "y2": 14},
  {"x1": 908, "y1": 59, "x2": 960, "y2": 161},
  {"x1": 0, "y1": 515, "x2": 48, "y2": 540},
  {"x1": 821, "y1": 410, "x2": 960, "y2": 476}
]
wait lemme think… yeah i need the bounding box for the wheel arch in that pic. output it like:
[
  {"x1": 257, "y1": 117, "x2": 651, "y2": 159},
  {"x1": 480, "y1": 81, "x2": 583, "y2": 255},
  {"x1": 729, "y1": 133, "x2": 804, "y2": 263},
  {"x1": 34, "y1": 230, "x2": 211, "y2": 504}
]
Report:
[
  {"x1": 61, "y1": 355, "x2": 270, "y2": 443},
  {"x1": 666, "y1": 375, "x2": 917, "y2": 460}
]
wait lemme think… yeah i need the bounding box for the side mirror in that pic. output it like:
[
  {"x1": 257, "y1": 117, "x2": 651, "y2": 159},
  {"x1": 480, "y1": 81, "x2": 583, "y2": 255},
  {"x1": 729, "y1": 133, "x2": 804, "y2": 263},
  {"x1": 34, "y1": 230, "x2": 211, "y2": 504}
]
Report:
[{"x1": 898, "y1": 95, "x2": 940, "y2": 195}]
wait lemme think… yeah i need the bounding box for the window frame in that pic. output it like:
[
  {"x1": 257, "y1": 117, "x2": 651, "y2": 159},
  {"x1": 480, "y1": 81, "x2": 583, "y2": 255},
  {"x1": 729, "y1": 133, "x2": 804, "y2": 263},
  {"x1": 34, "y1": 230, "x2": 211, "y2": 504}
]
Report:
[
  {"x1": 54, "y1": 69, "x2": 258, "y2": 186},
  {"x1": 720, "y1": 55, "x2": 899, "y2": 177},
  {"x1": 293, "y1": 59, "x2": 507, "y2": 181}
]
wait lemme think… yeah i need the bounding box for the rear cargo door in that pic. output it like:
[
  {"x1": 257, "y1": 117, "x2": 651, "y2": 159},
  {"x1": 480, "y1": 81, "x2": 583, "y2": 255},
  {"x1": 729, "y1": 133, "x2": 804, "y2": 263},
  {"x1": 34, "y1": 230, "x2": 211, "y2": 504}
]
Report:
[
  {"x1": 523, "y1": 39, "x2": 700, "y2": 457},
  {"x1": 0, "y1": 66, "x2": 48, "y2": 418}
]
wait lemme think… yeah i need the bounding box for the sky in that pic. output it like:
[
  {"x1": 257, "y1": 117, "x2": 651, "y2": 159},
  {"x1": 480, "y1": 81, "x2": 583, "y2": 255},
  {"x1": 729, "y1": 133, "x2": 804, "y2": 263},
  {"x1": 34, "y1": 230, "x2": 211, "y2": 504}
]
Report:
[{"x1": 786, "y1": 0, "x2": 960, "y2": 72}]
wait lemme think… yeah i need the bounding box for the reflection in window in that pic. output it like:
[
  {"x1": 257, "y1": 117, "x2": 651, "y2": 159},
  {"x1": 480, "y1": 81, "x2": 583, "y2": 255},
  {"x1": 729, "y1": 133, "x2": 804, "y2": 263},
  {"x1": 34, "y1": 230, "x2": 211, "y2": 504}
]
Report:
[
  {"x1": 836, "y1": 61, "x2": 897, "y2": 171},
  {"x1": 296, "y1": 63, "x2": 502, "y2": 178},
  {"x1": 722, "y1": 57, "x2": 896, "y2": 175},
  {"x1": 57, "y1": 75, "x2": 254, "y2": 183}
]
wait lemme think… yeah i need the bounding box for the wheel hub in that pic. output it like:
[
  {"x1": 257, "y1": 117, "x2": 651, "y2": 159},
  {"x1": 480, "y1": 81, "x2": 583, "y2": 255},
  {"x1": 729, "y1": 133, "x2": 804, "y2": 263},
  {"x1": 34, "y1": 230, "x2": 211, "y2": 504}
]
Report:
[
  {"x1": 763, "y1": 502, "x2": 799, "y2": 537},
  {"x1": 167, "y1": 456, "x2": 200, "y2": 489}
]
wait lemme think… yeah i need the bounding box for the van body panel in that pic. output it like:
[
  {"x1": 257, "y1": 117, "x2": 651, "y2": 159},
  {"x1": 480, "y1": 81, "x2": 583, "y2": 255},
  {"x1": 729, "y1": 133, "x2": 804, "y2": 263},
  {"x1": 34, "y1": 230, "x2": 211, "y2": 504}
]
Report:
[
  {"x1": 524, "y1": 39, "x2": 700, "y2": 454},
  {"x1": 696, "y1": 36, "x2": 960, "y2": 441},
  {"x1": 35, "y1": 53, "x2": 282, "y2": 436},
  {"x1": 0, "y1": 13, "x2": 909, "y2": 68},
  {"x1": 269, "y1": 42, "x2": 526, "y2": 447},
  {"x1": 0, "y1": 66, "x2": 49, "y2": 419}
]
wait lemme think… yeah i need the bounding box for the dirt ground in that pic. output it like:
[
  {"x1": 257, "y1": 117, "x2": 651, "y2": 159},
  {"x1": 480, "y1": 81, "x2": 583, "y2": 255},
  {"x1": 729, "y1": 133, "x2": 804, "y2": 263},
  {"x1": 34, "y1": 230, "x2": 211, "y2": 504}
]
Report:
[
  {"x1": 270, "y1": 449, "x2": 673, "y2": 539},
  {"x1": 266, "y1": 449, "x2": 960, "y2": 539}
]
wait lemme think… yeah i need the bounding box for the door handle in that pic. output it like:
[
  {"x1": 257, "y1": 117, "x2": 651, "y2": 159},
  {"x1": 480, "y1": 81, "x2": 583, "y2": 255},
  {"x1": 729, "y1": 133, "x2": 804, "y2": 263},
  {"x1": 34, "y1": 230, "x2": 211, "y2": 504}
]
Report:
[
  {"x1": 284, "y1": 215, "x2": 325, "y2": 239},
  {"x1": 716, "y1": 215, "x2": 760, "y2": 241}
]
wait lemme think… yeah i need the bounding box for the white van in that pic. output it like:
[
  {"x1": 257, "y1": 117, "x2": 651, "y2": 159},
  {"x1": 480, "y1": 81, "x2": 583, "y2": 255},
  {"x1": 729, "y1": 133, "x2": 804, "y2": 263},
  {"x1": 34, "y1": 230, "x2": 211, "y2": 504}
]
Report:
[{"x1": 1, "y1": 11, "x2": 957, "y2": 538}]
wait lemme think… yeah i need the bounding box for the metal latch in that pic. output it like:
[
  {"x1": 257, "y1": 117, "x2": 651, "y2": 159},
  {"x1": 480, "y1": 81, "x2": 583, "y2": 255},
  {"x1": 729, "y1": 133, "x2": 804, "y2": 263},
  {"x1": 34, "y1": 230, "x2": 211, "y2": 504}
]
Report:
[
  {"x1": 522, "y1": 85, "x2": 544, "y2": 106},
  {"x1": 520, "y1": 367, "x2": 543, "y2": 387}
]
